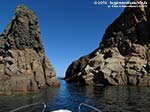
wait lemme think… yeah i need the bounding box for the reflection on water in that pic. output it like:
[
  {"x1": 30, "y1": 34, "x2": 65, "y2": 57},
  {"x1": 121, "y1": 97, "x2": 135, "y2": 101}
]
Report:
[{"x1": 0, "y1": 79, "x2": 150, "y2": 112}]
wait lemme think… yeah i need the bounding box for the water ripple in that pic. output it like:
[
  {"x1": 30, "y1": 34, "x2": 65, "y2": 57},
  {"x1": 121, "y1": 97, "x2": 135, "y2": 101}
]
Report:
[{"x1": 0, "y1": 79, "x2": 150, "y2": 112}]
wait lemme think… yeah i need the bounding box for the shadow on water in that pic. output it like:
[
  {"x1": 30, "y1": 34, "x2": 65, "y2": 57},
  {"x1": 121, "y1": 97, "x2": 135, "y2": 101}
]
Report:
[{"x1": 0, "y1": 79, "x2": 150, "y2": 112}]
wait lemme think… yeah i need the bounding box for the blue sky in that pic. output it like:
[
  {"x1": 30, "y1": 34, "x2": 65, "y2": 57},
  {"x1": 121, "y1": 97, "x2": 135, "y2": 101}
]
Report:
[{"x1": 0, "y1": 0, "x2": 125, "y2": 77}]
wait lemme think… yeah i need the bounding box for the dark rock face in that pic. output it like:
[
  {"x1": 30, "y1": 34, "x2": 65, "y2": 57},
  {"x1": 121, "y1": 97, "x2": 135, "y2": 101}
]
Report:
[
  {"x1": 0, "y1": 5, "x2": 59, "y2": 94},
  {"x1": 0, "y1": 5, "x2": 43, "y2": 52},
  {"x1": 65, "y1": 1, "x2": 150, "y2": 86}
]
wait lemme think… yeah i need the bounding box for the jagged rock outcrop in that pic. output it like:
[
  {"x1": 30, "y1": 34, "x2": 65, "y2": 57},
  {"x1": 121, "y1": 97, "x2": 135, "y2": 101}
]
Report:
[
  {"x1": 0, "y1": 5, "x2": 59, "y2": 94},
  {"x1": 65, "y1": 0, "x2": 150, "y2": 86}
]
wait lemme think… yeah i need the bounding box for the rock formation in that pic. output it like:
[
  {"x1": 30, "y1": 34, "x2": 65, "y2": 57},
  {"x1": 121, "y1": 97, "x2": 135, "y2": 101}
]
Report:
[
  {"x1": 0, "y1": 5, "x2": 59, "y2": 94},
  {"x1": 65, "y1": 0, "x2": 150, "y2": 86}
]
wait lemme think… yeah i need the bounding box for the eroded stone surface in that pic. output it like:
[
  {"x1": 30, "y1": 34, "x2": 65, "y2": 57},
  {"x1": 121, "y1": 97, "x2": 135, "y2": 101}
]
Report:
[
  {"x1": 0, "y1": 5, "x2": 59, "y2": 94},
  {"x1": 65, "y1": 0, "x2": 150, "y2": 86}
]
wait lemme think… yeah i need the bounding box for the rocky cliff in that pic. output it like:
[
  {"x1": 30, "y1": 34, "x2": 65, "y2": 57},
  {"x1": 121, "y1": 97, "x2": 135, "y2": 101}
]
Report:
[
  {"x1": 0, "y1": 5, "x2": 59, "y2": 94},
  {"x1": 65, "y1": 1, "x2": 150, "y2": 86}
]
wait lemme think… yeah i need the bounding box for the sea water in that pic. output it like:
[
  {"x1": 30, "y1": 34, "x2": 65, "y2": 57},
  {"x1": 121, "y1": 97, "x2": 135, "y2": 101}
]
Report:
[{"x1": 0, "y1": 79, "x2": 150, "y2": 112}]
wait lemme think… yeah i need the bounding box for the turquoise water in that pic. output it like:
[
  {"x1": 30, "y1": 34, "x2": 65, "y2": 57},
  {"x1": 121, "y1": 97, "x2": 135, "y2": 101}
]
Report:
[{"x1": 0, "y1": 79, "x2": 150, "y2": 112}]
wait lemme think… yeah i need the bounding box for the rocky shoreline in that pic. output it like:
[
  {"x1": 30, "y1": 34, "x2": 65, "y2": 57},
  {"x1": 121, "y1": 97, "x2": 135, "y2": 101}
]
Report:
[
  {"x1": 0, "y1": 0, "x2": 150, "y2": 96},
  {"x1": 0, "y1": 5, "x2": 59, "y2": 94},
  {"x1": 65, "y1": 0, "x2": 150, "y2": 86}
]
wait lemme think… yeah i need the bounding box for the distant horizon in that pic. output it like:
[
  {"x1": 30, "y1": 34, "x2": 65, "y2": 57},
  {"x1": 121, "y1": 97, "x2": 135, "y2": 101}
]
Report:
[{"x1": 0, "y1": 0, "x2": 126, "y2": 77}]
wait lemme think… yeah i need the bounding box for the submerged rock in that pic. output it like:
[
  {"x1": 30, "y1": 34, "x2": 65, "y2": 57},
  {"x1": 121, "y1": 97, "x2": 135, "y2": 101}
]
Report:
[
  {"x1": 0, "y1": 5, "x2": 59, "y2": 94},
  {"x1": 65, "y1": 0, "x2": 150, "y2": 86}
]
